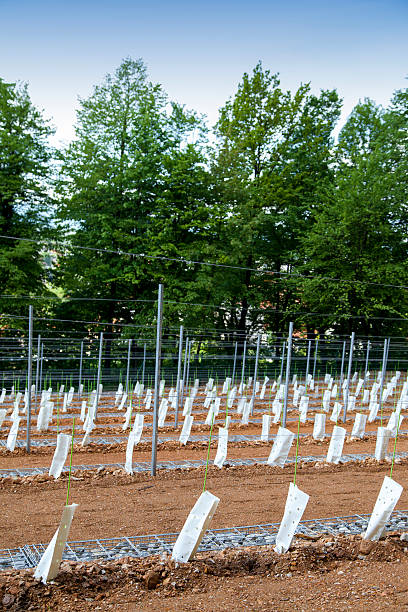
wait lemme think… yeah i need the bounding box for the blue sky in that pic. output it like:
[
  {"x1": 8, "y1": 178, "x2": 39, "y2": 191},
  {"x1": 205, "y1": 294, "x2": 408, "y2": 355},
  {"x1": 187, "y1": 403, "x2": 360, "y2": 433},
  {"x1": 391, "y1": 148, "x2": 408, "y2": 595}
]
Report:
[{"x1": 1, "y1": 0, "x2": 407, "y2": 144}]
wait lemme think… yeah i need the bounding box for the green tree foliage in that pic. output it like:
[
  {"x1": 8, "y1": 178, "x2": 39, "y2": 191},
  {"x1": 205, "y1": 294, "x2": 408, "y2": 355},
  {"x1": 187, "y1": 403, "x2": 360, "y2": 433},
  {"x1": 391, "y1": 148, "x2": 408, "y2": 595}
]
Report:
[
  {"x1": 209, "y1": 62, "x2": 341, "y2": 336},
  {"x1": 56, "y1": 58, "x2": 216, "y2": 342},
  {"x1": 1, "y1": 59, "x2": 407, "y2": 343},
  {"x1": 0, "y1": 78, "x2": 54, "y2": 326},
  {"x1": 300, "y1": 96, "x2": 408, "y2": 336}
]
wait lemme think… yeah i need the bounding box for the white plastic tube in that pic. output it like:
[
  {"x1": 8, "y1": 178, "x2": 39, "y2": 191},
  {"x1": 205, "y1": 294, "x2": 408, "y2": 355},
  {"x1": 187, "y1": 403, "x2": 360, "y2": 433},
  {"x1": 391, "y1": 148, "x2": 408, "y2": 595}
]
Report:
[
  {"x1": 132, "y1": 413, "x2": 144, "y2": 443},
  {"x1": 322, "y1": 390, "x2": 331, "y2": 412},
  {"x1": 179, "y1": 416, "x2": 193, "y2": 445},
  {"x1": 313, "y1": 413, "x2": 326, "y2": 441},
  {"x1": 205, "y1": 405, "x2": 216, "y2": 426},
  {"x1": 330, "y1": 402, "x2": 342, "y2": 423},
  {"x1": 241, "y1": 401, "x2": 250, "y2": 425},
  {"x1": 261, "y1": 414, "x2": 272, "y2": 442},
  {"x1": 214, "y1": 427, "x2": 228, "y2": 468},
  {"x1": 387, "y1": 412, "x2": 403, "y2": 437},
  {"x1": 125, "y1": 428, "x2": 139, "y2": 474},
  {"x1": 274, "y1": 483, "x2": 309, "y2": 554},
  {"x1": 351, "y1": 413, "x2": 367, "y2": 438},
  {"x1": 171, "y1": 491, "x2": 219, "y2": 563},
  {"x1": 158, "y1": 398, "x2": 169, "y2": 428},
  {"x1": 364, "y1": 476, "x2": 403, "y2": 541},
  {"x1": 6, "y1": 417, "x2": 20, "y2": 451},
  {"x1": 267, "y1": 427, "x2": 294, "y2": 467},
  {"x1": 299, "y1": 396, "x2": 309, "y2": 423},
  {"x1": 0, "y1": 408, "x2": 6, "y2": 429},
  {"x1": 326, "y1": 426, "x2": 346, "y2": 464},
  {"x1": 368, "y1": 402, "x2": 379, "y2": 422},
  {"x1": 375, "y1": 427, "x2": 391, "y2": 460},
  {"x1": 49, "y1": 433, "x2": 71, "y2": 479},
  {"x1": 34, "y1": 503, "x2": 78, "y2": 583},
  {"x1": 118, "y1": 393, "x2": 127, "y2": 411}
]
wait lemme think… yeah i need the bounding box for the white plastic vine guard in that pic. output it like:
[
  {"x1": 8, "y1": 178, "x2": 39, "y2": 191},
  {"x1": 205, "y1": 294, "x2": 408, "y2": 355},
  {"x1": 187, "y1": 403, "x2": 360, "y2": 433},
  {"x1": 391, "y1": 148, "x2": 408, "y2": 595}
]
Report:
[
  {"x1": 363, "y1": 476, "x2": 403, "y2": 541},
  {"x1": 227, "y1": 388, "x2": 237, "y2": 408},
  {"x1": 125, "y1": 419, "x2": 144, "y2": 474},
  {"x1": 117, "y1": 392, "x2": 126, "y2": 411},
  {"x1": 206, "y1": 378, "x2": 214, "y2": 392},
  {"x1": 261, "y1": 414, "x2": 272, "y2": 442},
  {"x1": 274, "y1": 483, "x2": 309, "y2": 554},
  {"x1": 6, "y1": 417, "x2": 20, "y2": 451},
  {"x1": 214, "y1": 427, "x2": 228, "y2": 468},
  {"x1": 387, "y1": 412, "x2": 403, "y2": 437},
  {"x1": 299, "y1": 396, "x2": 309, "y2": 423},
  {"x1": 236, "y1": 398, "x2": 245, "y2": 414},
  {"x1": 132, "y1": 413, "x2": 144, "y2": 442},
  {"x1": 122, "y1": 402, "x2": 133, "y2": 431},
  {"x1": 330, "y1": 402, "x2": 342, "y2": 423},
  {"x1": 330, "y1": 384, "x2": 338, "y2": 399},
  {"x1": 351, "y1": 413, "x2": 367, "y2": 438},
  {"x1": 272, "y1": 398, "x2": 282, "y2": 416},
  {"x1": 34, "y1": 503, "x2": 78, "y2": 583},
  {"x1": 80, "y1": 400, "x2": 87, "y2": 421},
  {"x1": 313, "y1": 413, "x2": 326, "y2": 441},
  {"x1": 374, "y1": 427, "x2": 391, "y2": 461},
  {"x1": 205, "y1": 405, "x2": 216, "y2": 426},
  {"x1": 363, "y1": 389, "x2": 370, "y2": 405},
  {"x1": 322, "y1": 390, "x2": 331, "y2": 411},
  {"x1": 326, "y1": 426, "x2": 346, "y2": 464},
  {"x1": 49, "y1": 433, "x2": 71, "y2": 479},
  {"x1": 368, "y1": 402, "x2": 379, "y2": 422},
  {"x1": 171, "y1": 491, "x2": 220, "y2": 563},
  {"x1": 0, "y1": 389, "x2": 5, "y2": 404},
  {"x1": 183, "y1": 398, "x2": 193, "y2": 417},
  {"x1": 0, "y1": 409, "x2": 6, "y2": 428},
  {"x1": 273, "y1": 401, "x2": 282, "y2": 424},
  {"x1": 158, "y1": 399, "x2": 169, "y2": 427},
  {"x1": 62, "y1": 394, "x2": 68, "y2": 413},
  {"x1": 355, "y1": 379, "x2": 364, "y2": 397},
  {"x1": 267, "y1": 427, "x2": 294, "y2": 467},
  {"x1": 37, "y1": 403, "x2": 51, "y2": 432},
  {"x1": 179, "y1": 416, "x2": 193, "y2": 445},
  {"x1": 14, "y1": 392, "x2": 22, "y2": 411},
  {"x1": 241, "y1": 401, "x2": 250, "y2": 425}
]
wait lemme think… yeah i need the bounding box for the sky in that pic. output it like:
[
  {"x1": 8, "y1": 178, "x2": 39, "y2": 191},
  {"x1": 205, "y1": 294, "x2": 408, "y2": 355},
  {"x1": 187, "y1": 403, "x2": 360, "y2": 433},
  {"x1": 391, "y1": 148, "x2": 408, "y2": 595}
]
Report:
[{"x1": 1, "y1": 0, "x2": 407, "y2": 145}]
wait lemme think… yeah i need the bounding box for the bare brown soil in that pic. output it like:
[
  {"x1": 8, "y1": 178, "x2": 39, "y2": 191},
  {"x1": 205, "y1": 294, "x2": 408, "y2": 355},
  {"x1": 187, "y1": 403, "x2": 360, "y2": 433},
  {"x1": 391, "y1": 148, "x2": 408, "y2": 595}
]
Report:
[
  {"x1": 1, "y1": 536, "x2": 408, "y2": 611},
  {"x1": 1, "y1": 381, "x2": 407, "y2": 610}
]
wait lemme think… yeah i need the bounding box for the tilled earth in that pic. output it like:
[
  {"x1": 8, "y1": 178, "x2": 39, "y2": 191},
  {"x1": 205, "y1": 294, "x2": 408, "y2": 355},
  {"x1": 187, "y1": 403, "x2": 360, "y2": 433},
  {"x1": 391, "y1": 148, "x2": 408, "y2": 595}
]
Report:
[
  {"x1": 1, "y1": 536, "x2": 408, "y2": 611},
  {"x1": 1, "y1": 383, "x2": 407, "y2": 610}
]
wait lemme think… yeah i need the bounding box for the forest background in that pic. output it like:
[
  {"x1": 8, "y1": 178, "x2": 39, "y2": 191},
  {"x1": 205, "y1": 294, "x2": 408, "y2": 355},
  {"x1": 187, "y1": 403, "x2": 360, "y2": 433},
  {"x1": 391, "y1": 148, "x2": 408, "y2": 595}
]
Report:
[{"x1": 1, "y1": 57, "x2": 408, "y2": 346}]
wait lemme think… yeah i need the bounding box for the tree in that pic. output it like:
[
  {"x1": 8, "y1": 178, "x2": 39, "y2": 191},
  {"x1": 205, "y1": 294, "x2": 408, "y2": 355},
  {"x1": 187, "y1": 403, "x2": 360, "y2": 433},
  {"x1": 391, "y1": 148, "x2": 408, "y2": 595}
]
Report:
[
  {"x1": 300, "y1": 96, "x2": 408, "y2": 336},
  {"x1": 209, "y1": 62, "x2": 341, "y2": 337},
  {"x1": 56, "y1": 58, "x2": 216, "y2": 347},
  {"x1": 0, "y1": 78, "x2": 54, "y2": 328}
]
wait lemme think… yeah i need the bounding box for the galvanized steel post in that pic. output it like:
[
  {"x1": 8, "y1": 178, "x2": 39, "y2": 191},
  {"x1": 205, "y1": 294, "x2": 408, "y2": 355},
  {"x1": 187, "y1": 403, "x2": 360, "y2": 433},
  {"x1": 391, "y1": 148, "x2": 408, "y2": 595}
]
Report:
[
  {"x1": 342, "y1": 332, "x2": 355, "y2": 423},
  {"x1": 174, "y1": 325, "x2": 183, "y2": 428},
  {"x1": 26, "y1": 306, "x2": 33, "y2": 452},
  {"x1": 282, "y1": 322, "x2": 294, "y2": 428},
  {"x1": 151, "y1": 284, "x2": 164, "y2": 476}
]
